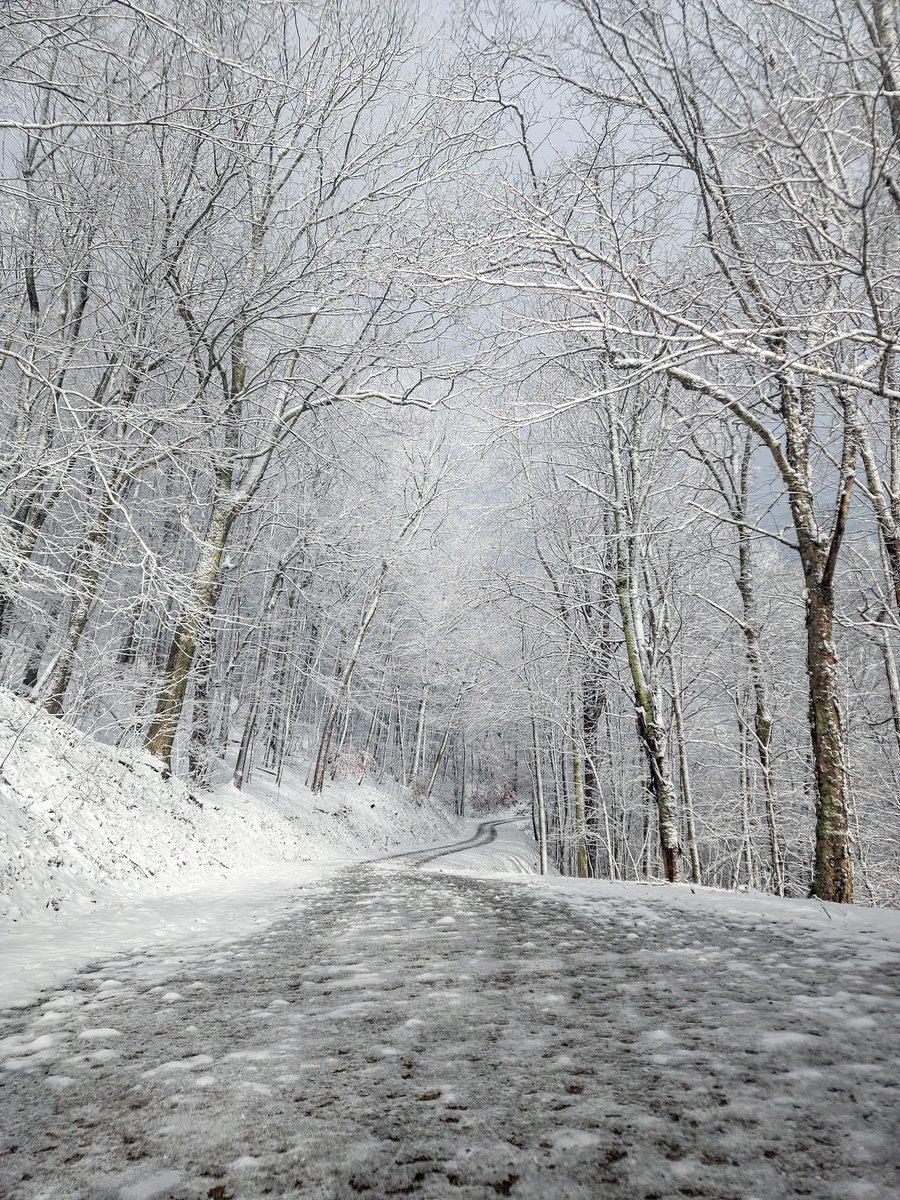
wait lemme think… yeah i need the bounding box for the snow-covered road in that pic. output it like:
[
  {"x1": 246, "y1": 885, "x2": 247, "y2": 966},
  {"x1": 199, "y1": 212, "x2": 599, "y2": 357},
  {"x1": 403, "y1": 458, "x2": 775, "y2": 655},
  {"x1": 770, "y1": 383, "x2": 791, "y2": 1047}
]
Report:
[{"x1": 2, "y1": 822, "x2": 899, "y2": 1200}]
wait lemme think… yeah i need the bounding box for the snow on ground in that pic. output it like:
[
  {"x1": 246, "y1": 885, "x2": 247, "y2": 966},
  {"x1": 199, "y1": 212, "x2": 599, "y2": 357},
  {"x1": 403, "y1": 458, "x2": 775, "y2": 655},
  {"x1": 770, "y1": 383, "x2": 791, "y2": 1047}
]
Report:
[
  {"x1": 0, "y1": 863, "x2": 345, "y2": 1011},
  {"x1": 3, "y1": 690, "x2": 900, "y2": 1198},
  {"x1": 520, "y1": 872, "x2": 900, "y2": 957},
  {"x1": 1, "y1": 828, "x2": 899, "y2": 1199},
  {"x1": 0, "y1": 687, "x2": 465, "y2": 1006},
  {"x1": 422, "y1": 817, "x2": 540, "y2": 875}
]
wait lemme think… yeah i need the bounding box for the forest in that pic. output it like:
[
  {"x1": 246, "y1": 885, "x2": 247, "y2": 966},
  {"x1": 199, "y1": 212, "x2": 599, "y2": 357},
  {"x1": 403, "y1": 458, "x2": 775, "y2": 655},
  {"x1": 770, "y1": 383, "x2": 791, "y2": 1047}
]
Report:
[{"x1": 2, "y1": 0, "x2": 898, "y2": 907}]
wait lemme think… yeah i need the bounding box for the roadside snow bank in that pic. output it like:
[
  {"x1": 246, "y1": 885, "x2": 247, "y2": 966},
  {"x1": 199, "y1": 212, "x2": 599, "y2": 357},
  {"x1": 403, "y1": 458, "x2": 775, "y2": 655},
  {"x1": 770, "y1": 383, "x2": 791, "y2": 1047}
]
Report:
[
  {"x1": 503, "y1": 873, "x2": 900, "y2": 959},
  {"x1": 0, "y1": 688, "x2": 462, "y2": 927},
  {"x1": 0, "y1": 862, "x2": 339, "y2": 1009}
]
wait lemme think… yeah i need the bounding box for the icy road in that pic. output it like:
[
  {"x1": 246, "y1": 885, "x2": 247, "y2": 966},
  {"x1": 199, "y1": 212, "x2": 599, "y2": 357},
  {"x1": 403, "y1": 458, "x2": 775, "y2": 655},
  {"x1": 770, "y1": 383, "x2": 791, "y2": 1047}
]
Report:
[{"x1": 2, "y1": 820, "x2": 900, "y2": 1200}]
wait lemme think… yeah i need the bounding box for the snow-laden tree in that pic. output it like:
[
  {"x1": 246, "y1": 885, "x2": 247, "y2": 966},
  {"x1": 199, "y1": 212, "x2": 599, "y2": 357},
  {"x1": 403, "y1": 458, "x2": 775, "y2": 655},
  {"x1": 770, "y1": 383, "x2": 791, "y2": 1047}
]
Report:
[
  {"x1": 0, "y1": 0, "x2": 468, "y2": 771},
  {"x1": 458, "y1": 0, "x2": 900, "y2": 902}
]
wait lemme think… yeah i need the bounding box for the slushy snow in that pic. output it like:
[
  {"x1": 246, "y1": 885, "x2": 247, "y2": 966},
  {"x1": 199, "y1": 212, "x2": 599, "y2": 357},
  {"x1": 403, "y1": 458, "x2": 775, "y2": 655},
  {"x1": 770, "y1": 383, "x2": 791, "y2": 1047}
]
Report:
[{"x1": 2, "y1": 689, "x2": 899, "y2": 1198}]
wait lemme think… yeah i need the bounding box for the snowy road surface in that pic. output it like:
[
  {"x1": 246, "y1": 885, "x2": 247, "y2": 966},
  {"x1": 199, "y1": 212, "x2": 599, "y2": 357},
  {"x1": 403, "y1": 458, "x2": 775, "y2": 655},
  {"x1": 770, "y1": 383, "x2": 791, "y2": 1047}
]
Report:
[
  {"x1": 388, "y1": 818, "x2": 518, "y2": 866},
  {"x1": 2, "y1": 821, "x2": 900, "y2": 1200}
]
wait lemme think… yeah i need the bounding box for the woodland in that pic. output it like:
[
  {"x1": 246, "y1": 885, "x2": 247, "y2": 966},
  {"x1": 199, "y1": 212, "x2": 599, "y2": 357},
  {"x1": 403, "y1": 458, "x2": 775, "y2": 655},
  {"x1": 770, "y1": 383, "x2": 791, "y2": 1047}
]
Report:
[{"x1": 1, "y1": 0, "x2": 899, "y2": 906}]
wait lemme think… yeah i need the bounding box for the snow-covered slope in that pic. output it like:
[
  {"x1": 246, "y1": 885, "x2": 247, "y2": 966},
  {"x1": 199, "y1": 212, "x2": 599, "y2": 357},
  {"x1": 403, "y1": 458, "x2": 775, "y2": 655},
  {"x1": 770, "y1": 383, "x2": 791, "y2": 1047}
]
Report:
[{"x1": 0, "y1": 688, "x2": 463, "y2": 926}]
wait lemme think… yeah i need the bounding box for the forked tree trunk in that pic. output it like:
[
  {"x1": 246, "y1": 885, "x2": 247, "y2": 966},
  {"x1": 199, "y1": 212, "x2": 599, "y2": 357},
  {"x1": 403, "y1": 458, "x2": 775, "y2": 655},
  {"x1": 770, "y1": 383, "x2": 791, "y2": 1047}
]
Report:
[
  {"x1": 680, "y1": 371, "x2": 854, "y2": 901},
  {"x1": 145, "y1": 501, "x2": 233, "y2": 773},
  {"x1": 426, "y1": 682, "x2": 466, "y2": 798},
  {"x1": 311, "y1": 560, "x2": 389, "y2": 795},
  {"x1": 785, "y1": 420, "x2": 854, "y2": 903}
]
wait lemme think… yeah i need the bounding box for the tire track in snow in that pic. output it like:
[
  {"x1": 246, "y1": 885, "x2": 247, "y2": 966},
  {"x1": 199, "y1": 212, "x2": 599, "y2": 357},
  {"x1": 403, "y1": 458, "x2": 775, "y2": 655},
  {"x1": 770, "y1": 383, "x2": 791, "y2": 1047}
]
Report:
[{"x1": 386, "y1": 818, "x2": 520, "y2": 868}]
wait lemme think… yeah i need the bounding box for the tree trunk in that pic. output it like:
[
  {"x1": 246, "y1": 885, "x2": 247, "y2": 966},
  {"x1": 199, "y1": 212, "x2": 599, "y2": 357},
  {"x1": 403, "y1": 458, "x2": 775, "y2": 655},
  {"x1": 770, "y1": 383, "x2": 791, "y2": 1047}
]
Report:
[
  {"x1": 426, "y1": 682, "x2": 466, "y2": 799},
  {"x1": 784, "y1": 408, "x2": 854, "y2": 903},
  {"x1": 145, "y1": 501, "x2": 233, "y2": 773},
  {"x1": 232, "y1": 706, "x2": 257, "y2": 791},
  {"x1": 734, "y1": 499, "x2": 787, "y2": 895},
  {"x1": 582, "y1": 680, "x2": 604, "y2": 877},
  {"x1": 43, "y1": 493, "x2": 112, "y2": 717},
  {"x1": 189, "y1": 610, "x2": 226, "y2": 789},
  {"x1": 531, "y1": 713, "x2": 549, "y2": 875},
  {"x1": 411, "y1": 684, "x2": 429, "y2": 784},
  {"x1": 876, "y1": 619, "x2": 900, "y2": 759},
  {"x1": 394, "y1": 685, "x2": 408, "y2": 783},
  {"x1": 311, "y1": 560, "x2": 389, "y2": 795},
  {"x1": 458, "y1": 737, "x2": 467, "y2": 817},
  {"x1": 311, "y1": 701, "x2": 341, "y2": 794},
  {"x1": 636, "y1": 703, "x2": 681, "y2": 882},
  {"x1": 805, "y1": 574, "x2": 854, "y2": 903},
  {"x1": 570, "y1": 689, "x2": 589, "y2": 878},
  {"x1": 670, "y1": 662, "x2": 701, "y2": 885},
  {"x1": 734, "y1": 715, "x2": 759, "y2": 890},
  {"x1": 605, "y1": 395, "x2": 682, "y2": 882}
]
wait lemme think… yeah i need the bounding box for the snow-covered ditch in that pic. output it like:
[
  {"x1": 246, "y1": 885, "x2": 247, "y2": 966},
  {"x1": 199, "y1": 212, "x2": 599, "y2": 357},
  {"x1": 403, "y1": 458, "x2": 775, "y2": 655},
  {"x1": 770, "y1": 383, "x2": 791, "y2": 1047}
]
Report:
[{"x1": 0, "y1": 687, "x2": 465, "y2": 1006}]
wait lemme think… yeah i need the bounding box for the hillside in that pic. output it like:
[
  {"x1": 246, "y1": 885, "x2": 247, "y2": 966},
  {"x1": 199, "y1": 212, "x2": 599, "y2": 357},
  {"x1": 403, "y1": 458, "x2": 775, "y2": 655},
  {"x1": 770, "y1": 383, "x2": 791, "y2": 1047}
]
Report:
[{"x1": 0, "y1": 685, "x2": 463, "y2": 919}]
